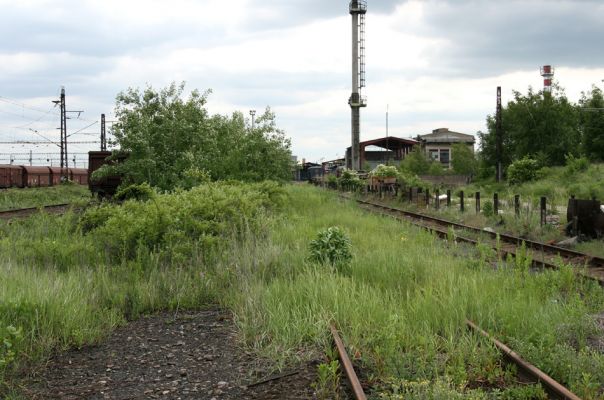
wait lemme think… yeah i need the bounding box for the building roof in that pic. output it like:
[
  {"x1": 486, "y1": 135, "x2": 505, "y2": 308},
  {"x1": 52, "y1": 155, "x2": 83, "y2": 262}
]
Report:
[
  {"x1": 346, "y1": 136, "x2": 418, "y2": 151},
  {"x1": 419, "y1": 128, "x2": 475, "y2": 144}
]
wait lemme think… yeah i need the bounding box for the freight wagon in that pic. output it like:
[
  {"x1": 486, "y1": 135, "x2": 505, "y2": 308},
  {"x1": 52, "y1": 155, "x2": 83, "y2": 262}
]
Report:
[{"x1": 0, "y1": 165, "x2": 89, "y2": 189}]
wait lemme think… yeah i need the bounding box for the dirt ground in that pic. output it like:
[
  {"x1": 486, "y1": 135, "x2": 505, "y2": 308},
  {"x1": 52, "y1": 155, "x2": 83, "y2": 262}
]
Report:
[{"x1": 21, "y1": 309, "x2": 324, "y2": 399}]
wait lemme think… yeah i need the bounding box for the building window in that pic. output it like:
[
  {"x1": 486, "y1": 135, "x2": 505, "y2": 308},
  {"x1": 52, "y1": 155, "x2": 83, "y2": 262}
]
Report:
[
  {"x1": 439, "y1": 149, "x2": 450, "y2": 165},
  {"x1": 429, "y1": 149, "x2": 439, "y2": 161}
]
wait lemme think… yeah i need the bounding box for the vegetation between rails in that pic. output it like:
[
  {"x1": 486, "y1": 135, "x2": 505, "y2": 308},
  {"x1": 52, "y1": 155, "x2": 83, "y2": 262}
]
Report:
[
  {"x1": 0, "y1": 184, "x2": 90, "y2": 212},
  {"x1": 231, "y1": 185, "x2": 604, "y2": 399},
  {"x1": 1, "y1": 184, "x2": 603, "y2": 399}
]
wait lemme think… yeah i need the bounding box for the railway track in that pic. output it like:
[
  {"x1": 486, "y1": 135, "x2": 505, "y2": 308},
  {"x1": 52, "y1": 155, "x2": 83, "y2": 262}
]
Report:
[
  {"x1": 331, "y1": 321, "x2": 580, "y2": 399},
  {"x1": 0, "y1": 203, "x2": 73, "y2": 220},
  {"x1": 344, "y1": 195, "x2": 604, "y2": 286}
]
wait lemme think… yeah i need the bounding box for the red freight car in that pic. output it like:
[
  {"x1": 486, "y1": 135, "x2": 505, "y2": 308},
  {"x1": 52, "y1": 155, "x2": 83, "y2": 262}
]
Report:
[
  {"x1": 69, "y1": 168, "x2": 89, "y2": 185},
  {"x1": 22, "y1": 166, "x2": 52, "y2": 187},
  {"x1": 0, "y1": 165, "x2": 25, "y2": 188}
]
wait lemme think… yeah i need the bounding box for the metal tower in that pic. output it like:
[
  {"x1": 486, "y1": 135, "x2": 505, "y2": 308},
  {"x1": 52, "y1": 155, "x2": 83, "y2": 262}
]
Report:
[
  {"x1": 540, "y1": 65, "x2": 554, "y2": 93},
  {"x1": 349, "y1": 0, "x2": 367, "y2": 171}
]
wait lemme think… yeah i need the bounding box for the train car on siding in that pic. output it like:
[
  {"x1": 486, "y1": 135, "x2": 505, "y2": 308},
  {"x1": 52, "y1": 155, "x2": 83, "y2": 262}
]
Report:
[
  {"x1": 0, "y1": 165, "x2": 25, "y2": 188},
  {"x1": 22, "y1": 166, "x2": 52, "y2": 187}
]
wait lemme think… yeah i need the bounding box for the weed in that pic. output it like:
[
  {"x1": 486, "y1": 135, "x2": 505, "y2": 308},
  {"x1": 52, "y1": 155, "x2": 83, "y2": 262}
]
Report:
[
  {"x1": 312, "y1": 359, "x2": 341, "y2": 400},
  {"x1": 308, "y1": 226, "x2": 353, "y2": 274}
]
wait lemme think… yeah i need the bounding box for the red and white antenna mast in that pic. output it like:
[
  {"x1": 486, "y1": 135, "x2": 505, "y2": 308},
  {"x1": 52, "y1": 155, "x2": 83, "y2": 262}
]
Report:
[{"x1": 540, "y1": 65, "x2": 554, "y2": 93}]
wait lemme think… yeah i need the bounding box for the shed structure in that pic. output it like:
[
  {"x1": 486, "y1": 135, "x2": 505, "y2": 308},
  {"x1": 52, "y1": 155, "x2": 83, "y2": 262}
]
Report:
[{"x1": 346, "y1": 137, "x2": 417, "y2": 170}]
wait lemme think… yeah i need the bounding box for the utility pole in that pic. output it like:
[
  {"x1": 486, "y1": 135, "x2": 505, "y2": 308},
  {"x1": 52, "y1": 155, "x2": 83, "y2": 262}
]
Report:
[
  {"x1": 53, "y1": 87, "x2": 83, "y2": 181},
  {"x1": 496, "y1": 86, "x2": 503, "y2": 182},
  {"x1": 29, "y1": 150, "x2": 32, "y2": 166},
  {"x1": 101, "y1": 113, "x2": 107, "y2": 151}
]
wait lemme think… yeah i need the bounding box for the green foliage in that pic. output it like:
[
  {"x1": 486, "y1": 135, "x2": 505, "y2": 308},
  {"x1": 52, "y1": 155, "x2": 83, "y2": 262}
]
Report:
[
  {"x1": 579, "y1": 85, "x2": 604, "y2": 161},
  {"x1": 338, "y1": 169, "x2": 362, "y2": 191},
  {"x1": 507, "y1": 157, "x2": 538, "y2": 185},
  {"x1": 312, "y1": 360, "x2": 341, "y2": 400},
  {"x1": 397, "y1": 170, "x2": 423, "y2": 188},
  {"x1": 308, "y1": 226, "x2": 353, "y2": 272},
  {"x1": 428, "y1": 162, "x2": 445, "y2": 175},
  {"x1": 482, "y1": 201, "x2": 494, "y2": 217},
  {"x1": 401, "y1": 147, "x2": 431, "y2": 175},
  {"x1": 114, "y1": 182, "x2": 156, "y2": 202},
  {"x1": 564, "y1": 153, "x2": 589, "y2": 176},
  {"x1": 479, "y1": 84, "x2": 580, "y2": 168},
  {"x1": 372, "y1": 164, "x2": 398, "y2": 178},
  {"x1": 0, "y1": 325, "x2": 22, "y2": 370},
  {"x1": 107, "y1": 82, "x2": 292, "y2": 190},
  {"x1": 80, "y1": 181, "x2": 284, "y2": 262},
  {"x1": 0, "y1": 185, "x2": 90, "y2": 212},
  {"x1": 451, "y1": 143, "x2": 478, "y2": 175}
]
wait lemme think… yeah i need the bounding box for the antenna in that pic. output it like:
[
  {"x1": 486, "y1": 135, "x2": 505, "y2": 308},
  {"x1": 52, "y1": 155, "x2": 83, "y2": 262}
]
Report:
[{"x1": 348, "y1": 0, "x2": 367, "y2": 170}]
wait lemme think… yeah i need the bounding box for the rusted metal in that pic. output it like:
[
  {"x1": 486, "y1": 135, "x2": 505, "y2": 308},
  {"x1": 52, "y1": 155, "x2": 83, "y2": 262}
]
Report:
[
  {"x1": 466, "y1": 320, "x2": 581, "y2": 400},
  {"x1": 330, "y1": 324, "x2": 366, "y2": 400},
  {"x1": 344, "y1": 196, "x2": 604, "y2": 285}
]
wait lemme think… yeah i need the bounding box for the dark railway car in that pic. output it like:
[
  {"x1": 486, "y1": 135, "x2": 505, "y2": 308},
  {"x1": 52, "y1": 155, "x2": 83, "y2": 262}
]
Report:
[
  {"x1": 0, "y1": 165, "x2": 24, "y2": 188},
  {"x1": 566, "y1": 198, "x2": 604, "y2": 238},
  {"x1": 69, "y1": 168, "x2": 89, "y2": 185},
  {"x1": 22, "y1": 166, "x2": 52, "y2": 187},
  {"x1": 88, "y1": 151, "x2": 124, "y2": 196}
]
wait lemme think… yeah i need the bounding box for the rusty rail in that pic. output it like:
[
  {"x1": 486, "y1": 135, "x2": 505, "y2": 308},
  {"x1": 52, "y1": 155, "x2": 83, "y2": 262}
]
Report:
[
  {"x1": 344, "y1": 195, "x2": 604, "y2": 286},
  {"x1": 330, "y1": 324, "x2": 366, "y2": 400},
  {"x1": 466, "y1": 320, "x2": 581, "y2": 400},
  {"x1": 0, "y1": 203, "x2": 71, "y2": 220}
]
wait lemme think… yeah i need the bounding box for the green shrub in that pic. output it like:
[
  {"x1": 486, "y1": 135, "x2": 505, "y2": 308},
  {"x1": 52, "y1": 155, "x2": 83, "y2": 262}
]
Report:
[
  {"x1": 308, "y1": 226, "x2": 352, "y2": 272},
  {"x1": 339, "y1": 169, "x2": 363, "y2": 191},
  {"x1": 79, "y1": 182, "x2": 284, "y2": 262},
  {"x1": 372, "y1": 164, "x2": 399, "y2": 178},
  {"x1": 507, "y1": 157, "x2": 538, "y2": 185},
  {"x1": 114, "y1": 182, "x2": 156, "y2": 202},
  {"x1": 482, "y1": 201, "x2": 494, "y2": 217},
  {"x1": 564, "y1": 154, "x2": 589, "y2": 176},
  {"x1": 0, "y1": 324, "x2": 22, "y2": 371}
]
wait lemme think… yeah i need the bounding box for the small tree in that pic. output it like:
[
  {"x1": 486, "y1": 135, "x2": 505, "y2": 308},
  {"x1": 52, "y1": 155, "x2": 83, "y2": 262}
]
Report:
[
  {"x1": 507, "y1": 157, "x2": 538, "y2": 185},
  {"x1": 451, "y1": 143, "x2": 478, "y2": 175},
  {"x1": 400, "y1": 147, "x2": 431, "y2": 175}
]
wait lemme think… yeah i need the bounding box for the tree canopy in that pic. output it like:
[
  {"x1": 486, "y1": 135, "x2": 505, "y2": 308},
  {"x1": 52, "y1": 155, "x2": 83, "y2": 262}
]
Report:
[
  {"x1": 103, "y1": 83, "x2": 292, "y2": 190},
  {"x1": 478, "y1": 85, "x2": 580, "y2": 170},
  {"x1": 579, "y1": 85, "x2": 604, "y2": 162}
]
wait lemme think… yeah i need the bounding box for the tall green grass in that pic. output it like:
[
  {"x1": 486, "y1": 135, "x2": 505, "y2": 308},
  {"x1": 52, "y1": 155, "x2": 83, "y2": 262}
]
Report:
[
  {"x1": 231, "y1": 185, "x2": 604, "y2": 398},
  {"x1": 1, "y1": 183, "x2": 603, "y2": 398},
  {"x1": 0, "y1": 184, "x2": 90, "y2": 211}
]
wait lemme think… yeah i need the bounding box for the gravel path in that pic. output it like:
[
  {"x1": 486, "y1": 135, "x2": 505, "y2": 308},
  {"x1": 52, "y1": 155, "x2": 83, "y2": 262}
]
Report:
[{"x1": 23, "y1": 309, "x2": 321, "y2": 399}]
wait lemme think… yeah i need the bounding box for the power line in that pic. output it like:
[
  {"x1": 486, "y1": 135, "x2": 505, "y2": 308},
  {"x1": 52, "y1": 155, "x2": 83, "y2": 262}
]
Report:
[
  {"x1": 0, "y1": 141, "x2": 100, "y2": 145},
  {"x1": 0, "y1": 95, "x2": 61, "y2": 116}
]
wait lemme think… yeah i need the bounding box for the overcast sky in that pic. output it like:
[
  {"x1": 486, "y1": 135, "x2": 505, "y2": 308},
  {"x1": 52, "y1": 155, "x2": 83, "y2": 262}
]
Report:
[{"x1": 1, "y1": 0, "x2": 603, "y2": 165}]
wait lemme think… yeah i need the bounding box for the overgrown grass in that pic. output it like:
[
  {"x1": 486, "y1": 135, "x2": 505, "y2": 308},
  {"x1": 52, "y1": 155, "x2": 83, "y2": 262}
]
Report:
[
  {"x1": 230, "y1": 185, "x2": 604, "y2": 398},
  {"x1": 0, "y1": 181, "x2": 284, "y2": 394},
  {"x1": 0, "y1": 184, "x2": 90, "y2": 211},
  {"x1": 1, "y1": 183, "x2": 603, "y2": 399}
]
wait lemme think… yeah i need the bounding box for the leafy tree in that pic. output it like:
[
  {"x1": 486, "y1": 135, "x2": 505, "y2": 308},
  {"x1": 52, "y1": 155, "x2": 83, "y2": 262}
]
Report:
[
  {"x1": 479, "y1": 84, "x2": 580, "y2": 169},
  {"x1": 451, "y1": 143, "x2": 478, "y2": 175},
  {"x1": 102, "y1": 82, "x2": 292, "y2": 190},
  {"x1": 400, "y1": 147, "x2": 431, "y2": 175},
  {"x1": 579, "y1": 85, "x2": 604, "y2": 161}
]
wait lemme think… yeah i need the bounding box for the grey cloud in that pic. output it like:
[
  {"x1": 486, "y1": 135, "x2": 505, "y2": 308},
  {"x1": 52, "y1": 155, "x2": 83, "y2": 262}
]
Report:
[{"x1": 406, "y1": 0, "x2": 604, "y2": 78}]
